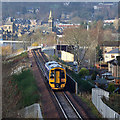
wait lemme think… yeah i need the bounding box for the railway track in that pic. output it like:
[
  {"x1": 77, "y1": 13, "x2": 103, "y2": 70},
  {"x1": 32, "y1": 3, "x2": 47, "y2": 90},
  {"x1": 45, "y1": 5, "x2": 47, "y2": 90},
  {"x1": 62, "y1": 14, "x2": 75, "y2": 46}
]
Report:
[
  {"x1": 32, "y1": 49, "x2": 83, "y2": 119},
  {"x1": 53, "y1": 91, "x2": 83, "y2": 119}
]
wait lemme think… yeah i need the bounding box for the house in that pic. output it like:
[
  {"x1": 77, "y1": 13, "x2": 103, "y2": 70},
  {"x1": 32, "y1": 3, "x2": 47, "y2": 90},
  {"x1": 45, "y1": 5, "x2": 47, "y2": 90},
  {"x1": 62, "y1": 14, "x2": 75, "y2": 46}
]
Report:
[
  {"x1": 107, "y1": 56, "x2": 120, "y2": 85},
  {"x1": 3, "y1": 18, "x2": 16, "y2": 33},
  {"x1": 100, "y1": 41, "x2": 120, "y2": 57},
  {"x1": 104, "y1": 48, "x2": 120, "y2": 62},
  {"x1": 30, "y1": 19, "x2": 37, "y2": 27},
  {"x1": 61, "y1": 51, "x2": 74, "y2": 62},
  {"x1": 94, "y1": 78, "x2": 108, "y2": 87}
]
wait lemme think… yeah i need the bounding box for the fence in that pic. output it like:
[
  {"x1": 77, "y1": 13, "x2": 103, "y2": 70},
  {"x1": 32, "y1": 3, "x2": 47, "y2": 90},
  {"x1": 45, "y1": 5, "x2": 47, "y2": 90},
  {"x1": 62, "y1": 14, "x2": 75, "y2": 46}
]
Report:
[{"x1": 92, "y1": 88, "x2": 120, "y2": 120}]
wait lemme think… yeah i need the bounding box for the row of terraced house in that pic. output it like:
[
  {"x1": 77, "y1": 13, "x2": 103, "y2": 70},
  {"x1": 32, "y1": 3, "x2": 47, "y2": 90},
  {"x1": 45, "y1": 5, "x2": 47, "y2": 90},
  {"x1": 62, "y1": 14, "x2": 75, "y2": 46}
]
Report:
[
  {"x1": 99, "y1": 41, "x2": 120, "y2": 85},
  {"x1": 0, "y1": 17, "x2": 39, "y2": 40}
]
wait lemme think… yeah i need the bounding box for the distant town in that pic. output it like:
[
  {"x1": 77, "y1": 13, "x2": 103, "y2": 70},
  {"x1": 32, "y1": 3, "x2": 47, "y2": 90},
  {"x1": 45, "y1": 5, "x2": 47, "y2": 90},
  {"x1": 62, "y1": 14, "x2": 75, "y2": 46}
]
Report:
[{"x1": 1, "y1": 2, "x2": 120, "y2": 120}]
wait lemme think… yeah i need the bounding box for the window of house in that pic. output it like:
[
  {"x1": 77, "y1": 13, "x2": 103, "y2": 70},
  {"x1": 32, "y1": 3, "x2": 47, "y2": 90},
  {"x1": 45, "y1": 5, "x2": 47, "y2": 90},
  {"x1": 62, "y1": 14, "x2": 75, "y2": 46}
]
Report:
[
  {"x1": 111, "y1": 55, "x2": 115, "y2": 58},
  {"x1": 105, "y1": 56, "x2": 108, "y2": 58}
]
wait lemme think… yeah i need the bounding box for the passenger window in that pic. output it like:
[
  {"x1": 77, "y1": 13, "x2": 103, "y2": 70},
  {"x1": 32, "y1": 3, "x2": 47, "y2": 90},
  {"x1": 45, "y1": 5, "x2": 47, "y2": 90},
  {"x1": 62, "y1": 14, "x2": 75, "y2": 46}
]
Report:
[
  {"x1": 61, "y1": 70, "x2": 65, "y2": 78},
  {"x1": 50, "y1": 70, "x2": 54, "y2": 78}
]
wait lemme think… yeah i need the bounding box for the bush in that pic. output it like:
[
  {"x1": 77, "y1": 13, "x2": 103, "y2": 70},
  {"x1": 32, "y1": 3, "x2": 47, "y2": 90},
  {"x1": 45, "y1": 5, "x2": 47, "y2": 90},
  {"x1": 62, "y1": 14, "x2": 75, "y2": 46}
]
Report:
[
  {"x1": 17, "y1": 48, "x2": 24, "y2": 53},
  {"x1": 107, "y1": 84, "x2": 116, "y2": 93},
  {"x1": 53, "y1": 55, "x2": 59, "y2": 62},
  {"x1": 78, "y1": 67, "x2": 89, "y2": 78},
  {"x1": 12, "y1": 69, "x2": 39, "y2": 107},
  {"x1": 91, "y1": 71, "x2": 97, "y2": 80},
  {"x1": 78, "y1": 79, "x2": 92, "y2": 92}
]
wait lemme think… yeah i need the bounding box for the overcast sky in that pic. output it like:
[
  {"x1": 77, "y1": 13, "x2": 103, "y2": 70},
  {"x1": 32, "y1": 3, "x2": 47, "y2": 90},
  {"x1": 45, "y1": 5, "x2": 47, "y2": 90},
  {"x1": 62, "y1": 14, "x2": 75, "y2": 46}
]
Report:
[{"x1": 1, "y1": 0, "x2": 120, "y2": 2}]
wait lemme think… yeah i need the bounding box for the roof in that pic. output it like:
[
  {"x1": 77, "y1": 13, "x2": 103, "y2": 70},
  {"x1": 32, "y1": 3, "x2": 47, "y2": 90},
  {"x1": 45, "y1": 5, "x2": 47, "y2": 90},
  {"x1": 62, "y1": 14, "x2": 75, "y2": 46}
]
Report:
[
  {"x1": 5, "y1": 21, "x2": 13, "y2": 25},
  {"x1": 100, "y1": 41, "x2": 120, "y2": 46},
  {"x1": 106, "y1": 48, "x2": 120, "y2": 54},
  {"x1": 95, "y1": 78, "x2": 108, "y2": 84},
  {"x1": 107, "y1": 59, "x2": 115, "y2": 63},
  {"x1": 102, "y1": 72, "x2": 112, "y2": 76},
  {"x1": 45, "y1": 61, "x2": 64, "y2": 70}
]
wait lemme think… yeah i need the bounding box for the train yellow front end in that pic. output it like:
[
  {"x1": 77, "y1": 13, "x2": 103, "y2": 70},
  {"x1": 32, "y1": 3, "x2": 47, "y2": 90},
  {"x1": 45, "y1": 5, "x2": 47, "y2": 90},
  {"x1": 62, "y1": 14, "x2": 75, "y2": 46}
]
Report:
[
  {"x1": 49, "y1": 67, "x2": 66, "y2": 90},
  {"x1": 45, "y1": 61, "x2": 66, "y2": 90}
]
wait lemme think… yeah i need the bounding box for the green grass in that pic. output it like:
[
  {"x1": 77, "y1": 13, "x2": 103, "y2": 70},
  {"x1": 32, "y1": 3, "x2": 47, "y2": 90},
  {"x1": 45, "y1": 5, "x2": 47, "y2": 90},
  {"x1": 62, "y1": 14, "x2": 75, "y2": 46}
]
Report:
[
  {"x1": 5, "y1": 51, "x2": 28, "y2": 62},
  {"x1": 12, "y1": 69, "x2": 39, "y2": 107},
  {"x1": 78, "y1": 94, "x2": 102, "y2": 119},
  {"x1": 102, "y1": 93, "x2": 120, "y2": 114}
]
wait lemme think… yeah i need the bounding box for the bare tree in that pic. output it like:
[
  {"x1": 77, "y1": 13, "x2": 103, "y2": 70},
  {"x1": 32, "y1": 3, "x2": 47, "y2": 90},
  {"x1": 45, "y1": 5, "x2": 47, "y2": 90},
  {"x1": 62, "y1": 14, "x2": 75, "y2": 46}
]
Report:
[{"x1": 63, "y1": 26, "x2": 97, "y2": 68}]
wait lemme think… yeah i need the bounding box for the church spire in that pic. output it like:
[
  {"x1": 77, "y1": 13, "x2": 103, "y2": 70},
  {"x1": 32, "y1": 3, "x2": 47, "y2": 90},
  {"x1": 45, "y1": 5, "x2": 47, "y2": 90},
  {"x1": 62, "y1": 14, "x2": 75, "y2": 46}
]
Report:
[
  {"x1": 48, "y1": 10, "x2": 54, "y2": 32},
  {"x1": 49, "y1": 10, "x2": 52, "y2": 20}
]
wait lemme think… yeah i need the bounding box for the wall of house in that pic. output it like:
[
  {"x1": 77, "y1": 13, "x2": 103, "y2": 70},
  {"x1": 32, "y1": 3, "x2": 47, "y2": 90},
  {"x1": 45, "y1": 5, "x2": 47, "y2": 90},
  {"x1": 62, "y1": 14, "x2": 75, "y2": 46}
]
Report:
[
  {"x1": 61, "y1": 51, "x2": 74, "y2": 62},
  {"x1": 104, "y1": 53, "x2": 119, "y2": 62}
]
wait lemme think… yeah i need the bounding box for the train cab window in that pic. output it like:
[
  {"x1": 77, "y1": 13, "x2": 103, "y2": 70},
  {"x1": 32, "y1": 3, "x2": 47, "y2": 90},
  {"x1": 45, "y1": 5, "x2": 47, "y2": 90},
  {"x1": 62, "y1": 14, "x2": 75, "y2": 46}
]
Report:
[
  {"x1": 61, "y1": 70, "x2": 65, "y2": 78},
  {"x1": 50, "y1": 70, "x2": 54, "y2": 78}
]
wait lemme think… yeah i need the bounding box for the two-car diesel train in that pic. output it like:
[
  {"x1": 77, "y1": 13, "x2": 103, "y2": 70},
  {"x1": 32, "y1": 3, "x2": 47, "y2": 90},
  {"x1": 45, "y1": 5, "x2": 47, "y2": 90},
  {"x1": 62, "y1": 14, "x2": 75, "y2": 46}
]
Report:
[{"x1": 45, "y1": 61, "x2": 66, "y2": 90}]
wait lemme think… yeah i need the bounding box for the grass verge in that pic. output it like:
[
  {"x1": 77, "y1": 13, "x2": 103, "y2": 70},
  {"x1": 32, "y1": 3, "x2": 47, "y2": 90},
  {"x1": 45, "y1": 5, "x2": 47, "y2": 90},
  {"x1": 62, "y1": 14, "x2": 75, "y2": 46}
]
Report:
[
  {"x1": 102, "y1": 93, "x2": 120, "y2": 114},
  {"x1": 78, "y1": 94, "x2": 102, "y2": 119},
  {"x1": 12, "y1": 69, "x2": 39, "y2": 108}
]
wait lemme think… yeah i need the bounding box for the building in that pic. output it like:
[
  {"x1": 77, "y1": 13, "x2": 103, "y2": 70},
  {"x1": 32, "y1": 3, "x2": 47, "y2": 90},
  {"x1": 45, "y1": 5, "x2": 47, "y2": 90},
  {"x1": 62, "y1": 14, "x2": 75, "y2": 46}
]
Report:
[
  {"x1": 107, "y1": 56, "x2": 120, "y2": 85},
  {"x1": 48, "y1": 10, "x2": 54, "y2": 32},
  {"x1": 104, "y1": 19, "x2": 115, "y2": 24},
  {"x1": 30, "y1": 19, "x2": 37, "y2": 27},
  {"x1": 56, "y1": 23, "x2": 80, "y2": 29},
  {"x1": 104, "y1": 48, "x2": 120, "y2": 62},
  {"x1": 100, "y1": 41, "x2": 120, "y2": 54},
  {"x1": 40, "y1": 10, "x2": 55, "y2": 33},
  {"x1": 61, "y1": 51, "x2": 74, "y2": 62},
  {"x1": 100, "y1": 41, "x2": 120, "y2": 62}
]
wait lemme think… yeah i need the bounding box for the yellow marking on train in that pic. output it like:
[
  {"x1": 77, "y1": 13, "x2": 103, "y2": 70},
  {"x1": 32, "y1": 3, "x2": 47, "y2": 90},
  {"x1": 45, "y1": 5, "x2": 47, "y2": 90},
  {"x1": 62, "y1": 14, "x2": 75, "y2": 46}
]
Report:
[{"x1": 56, "y1": 71, "x2": 60, "y2": 83}]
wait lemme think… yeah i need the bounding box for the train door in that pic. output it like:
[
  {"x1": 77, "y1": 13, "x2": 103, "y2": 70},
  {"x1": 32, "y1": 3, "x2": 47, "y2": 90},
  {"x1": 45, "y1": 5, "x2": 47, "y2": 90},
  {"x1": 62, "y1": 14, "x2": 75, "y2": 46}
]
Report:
[{"x1": 55, "y1": 69, "x2": 61, "y2": 88}]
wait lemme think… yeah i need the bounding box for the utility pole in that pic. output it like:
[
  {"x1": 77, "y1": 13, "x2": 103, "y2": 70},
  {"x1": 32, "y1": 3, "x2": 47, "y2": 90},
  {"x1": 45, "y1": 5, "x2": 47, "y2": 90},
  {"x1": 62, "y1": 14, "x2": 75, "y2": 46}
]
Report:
[{"x1": 95, "y1": 48, "x2": 96, "y2": 69}]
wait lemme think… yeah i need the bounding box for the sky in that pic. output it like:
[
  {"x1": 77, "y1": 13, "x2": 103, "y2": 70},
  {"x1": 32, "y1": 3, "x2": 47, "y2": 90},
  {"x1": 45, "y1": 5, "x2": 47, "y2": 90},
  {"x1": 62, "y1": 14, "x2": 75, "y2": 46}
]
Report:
[{"x1": 1, "y1": 0, "x2": 120, "y2": 2}]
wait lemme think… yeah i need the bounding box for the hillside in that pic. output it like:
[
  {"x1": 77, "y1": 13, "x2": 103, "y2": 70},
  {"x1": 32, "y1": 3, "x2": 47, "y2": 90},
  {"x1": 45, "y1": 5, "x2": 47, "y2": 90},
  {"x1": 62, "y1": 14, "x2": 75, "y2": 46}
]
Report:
[{"x1": 2, "y1": 2, "x2": 118, "y2": 21}]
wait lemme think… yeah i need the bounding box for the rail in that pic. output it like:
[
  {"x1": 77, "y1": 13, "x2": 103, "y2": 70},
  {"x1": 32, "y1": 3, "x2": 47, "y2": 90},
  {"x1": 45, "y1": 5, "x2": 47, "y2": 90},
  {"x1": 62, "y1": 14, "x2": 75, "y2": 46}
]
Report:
[
  {"x1": 53, "y1": 91, "x2": 83, "y2": 119},
  {"x1": 32, "y1": 48, "x2": 83, "y2": 119}
]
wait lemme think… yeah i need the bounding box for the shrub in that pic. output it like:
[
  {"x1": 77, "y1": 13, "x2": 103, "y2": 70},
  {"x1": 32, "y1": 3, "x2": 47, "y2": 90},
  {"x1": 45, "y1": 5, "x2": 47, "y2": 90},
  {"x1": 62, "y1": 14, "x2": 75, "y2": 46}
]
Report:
[
  {"x1": 32, "y1": 42, "x2": 39, "y2": 46},
  {"x1": 107, "y1": 84, "x2": 116, "y2": 93},
  {"x1": 78, "y1": 67, "x2": 89, "y2": 78},
  {"x1": 12, "y1": 69, "x2": 39, "y2": 107},
  {"x1": 91, "y1": 71, "x2": 97, "y2": 80}
]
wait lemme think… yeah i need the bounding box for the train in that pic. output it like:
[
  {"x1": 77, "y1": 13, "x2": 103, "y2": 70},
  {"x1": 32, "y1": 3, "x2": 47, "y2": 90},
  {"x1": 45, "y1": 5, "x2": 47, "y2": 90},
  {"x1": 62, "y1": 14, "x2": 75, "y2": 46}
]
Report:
[{"x1": 45, "y1": 61, "x2": 66, "y2": 90}]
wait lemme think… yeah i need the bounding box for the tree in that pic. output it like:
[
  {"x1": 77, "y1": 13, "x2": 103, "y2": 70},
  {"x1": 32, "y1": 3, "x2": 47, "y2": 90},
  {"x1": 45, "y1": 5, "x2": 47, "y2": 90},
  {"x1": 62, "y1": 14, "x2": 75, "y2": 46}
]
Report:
[
  {"x1": 63, "y1": 26, "x2": 98, "y2": 68},
  {"x1": 91, "y1": 71, "x2": 98, "y2": 80},
  {"x1": 113, "y1": 18, "x2": 119, "y2": 30},
  {"x1": 78, "y1": 67, "x2": 89, "y2": 78},
  {"x1": 32, "y1": 42, "x2": 39, "y2": 46},
  {"x1": 107, "y1": 84, "x2": 116, "y2": 93},
  {"x1": 96, "y1": 20, "x2": 104, "y2": 44},
  {"x1": 2, "y1": 45, "x2": 12, "y2": 56},
  {"x1": 22, "y1": 7, "x2": 27, "y2": 14},
  {"x1": 103, "y1": 30, "x2": 114, "y2": 41},
  {"x1": 96, "y1": 45, "x2": 103, "y2": 62}
]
